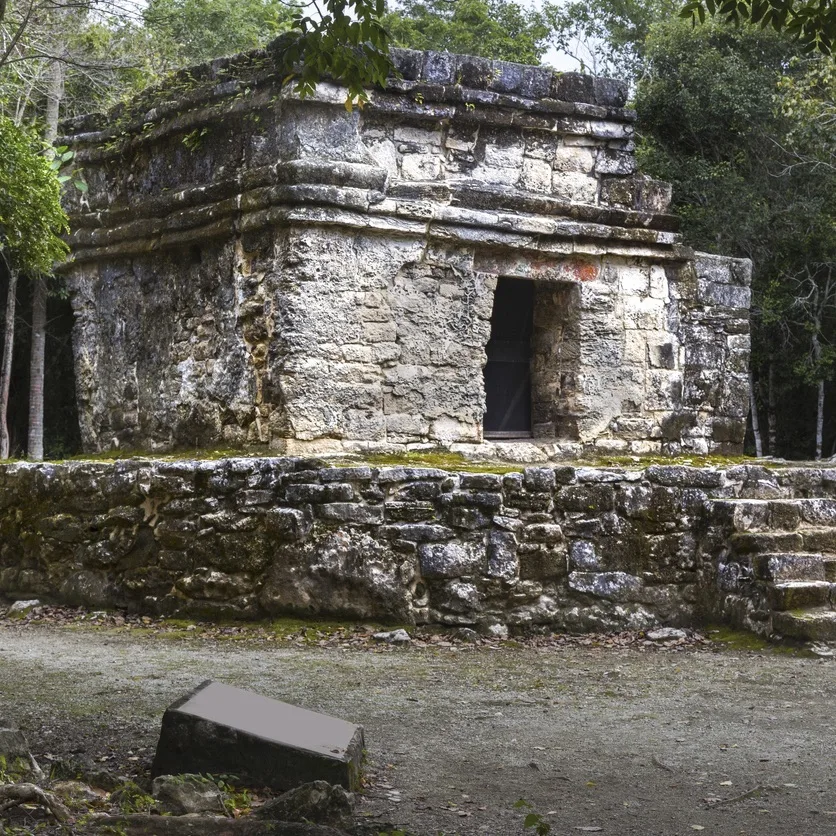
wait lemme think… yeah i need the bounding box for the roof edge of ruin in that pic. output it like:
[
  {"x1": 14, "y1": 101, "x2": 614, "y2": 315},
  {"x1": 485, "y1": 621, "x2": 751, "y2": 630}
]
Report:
[{"x1": 58, "y1": 45, "x2": 630, "y2": 140}]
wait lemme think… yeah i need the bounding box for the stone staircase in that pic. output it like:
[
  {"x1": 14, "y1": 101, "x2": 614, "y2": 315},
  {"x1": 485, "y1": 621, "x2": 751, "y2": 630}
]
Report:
[{"x1": 712, "y1": 497, "x2": 836, "y2": 642}]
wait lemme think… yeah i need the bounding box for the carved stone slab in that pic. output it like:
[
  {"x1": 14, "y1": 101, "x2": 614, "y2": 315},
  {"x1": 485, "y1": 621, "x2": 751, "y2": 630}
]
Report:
[{"x1": 151, "y1": 680, "x2": 364, "y2": 791}]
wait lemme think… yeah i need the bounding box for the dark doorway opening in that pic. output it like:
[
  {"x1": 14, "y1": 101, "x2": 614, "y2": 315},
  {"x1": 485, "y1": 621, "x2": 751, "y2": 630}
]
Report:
[{"x1": 483, "y1": 277, "x2": 534, "y2": 437}]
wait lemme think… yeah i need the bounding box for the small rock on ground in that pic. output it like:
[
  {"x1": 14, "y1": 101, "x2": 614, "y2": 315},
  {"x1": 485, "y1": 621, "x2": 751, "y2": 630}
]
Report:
[
  {"x1": 255, "y1": 781, "x2": 354, "y2": 829},
  {"x1": 372, "y1": 629, "x2": 410, "y2": 644},
  {"x1": 646, "y1": 627, "x2": 688, "y2": 642},
  {"x1": 5, "y1": 600, "x2": 39, "y2": 618},
  {"x1": 152, "y1": 774, "x2": 227, "y2": 815}
]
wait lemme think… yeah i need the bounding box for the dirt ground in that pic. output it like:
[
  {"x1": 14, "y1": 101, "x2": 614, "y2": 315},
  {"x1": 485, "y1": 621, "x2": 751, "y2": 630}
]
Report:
[{"x1": 1, "y1": 621, "x2": 835, "y2": 836}]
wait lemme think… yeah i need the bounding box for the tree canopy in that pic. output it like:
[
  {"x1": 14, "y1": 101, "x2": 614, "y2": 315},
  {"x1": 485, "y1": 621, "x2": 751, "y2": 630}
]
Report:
[
  {"x1": 143, "y1": 0, "x2": 298, "y2": 71},
  {"x1": 384, "y1": 0, "x2": 549, "y2": 64},
  {"x1": 634, "y1": 15, "x2": 836, "y2": 456},
  {"x1": 681, "y1": 0, "x2": 836, "y2": 54},
  {"x1": 0, "y1": 117, "x2": 68, "y2": 276}
]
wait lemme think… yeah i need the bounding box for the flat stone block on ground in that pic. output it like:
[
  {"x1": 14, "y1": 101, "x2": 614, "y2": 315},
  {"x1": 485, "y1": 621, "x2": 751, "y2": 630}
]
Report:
[{"x1": 151, "y1": 681, "x2": 364, "y2": 791}]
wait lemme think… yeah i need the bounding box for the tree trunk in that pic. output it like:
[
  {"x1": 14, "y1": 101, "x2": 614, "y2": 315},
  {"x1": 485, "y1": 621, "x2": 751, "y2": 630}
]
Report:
[
  {"x1": 749, "y1": 370, "x2": 763, "y2": 457},
  {"x1": 26, "y1": 58, "x2": 64, "y2": 461},
  {"x1": 27, "y1": 276, "x2": 46, "y2": 460},
  {"x1": 43, "y1": 59, "x2": 63, "y2": 145},
  {"x1": 0, "y1": 269, "x2": 18, "y2": 459},
  {"x1": 811, "y1": 305, "x2": 824, "y2": 460},
  {"x1": 816, "y1": 378, "x2": 825, "y2": 461},
  {"x1": 767, "y1": 357, "x2": 777, "y2": 456}
]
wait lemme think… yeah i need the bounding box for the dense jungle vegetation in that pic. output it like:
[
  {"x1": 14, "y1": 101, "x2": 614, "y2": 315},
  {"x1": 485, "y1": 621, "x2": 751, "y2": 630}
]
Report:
[{"x1": 0, "y1": 0, "x2": 834, "y2": 459}]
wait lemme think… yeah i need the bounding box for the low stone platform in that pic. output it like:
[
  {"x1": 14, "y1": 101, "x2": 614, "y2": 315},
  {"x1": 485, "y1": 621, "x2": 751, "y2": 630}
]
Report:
[{"x1": 0, "y1": 457, "x2": 834, "y2": 635}]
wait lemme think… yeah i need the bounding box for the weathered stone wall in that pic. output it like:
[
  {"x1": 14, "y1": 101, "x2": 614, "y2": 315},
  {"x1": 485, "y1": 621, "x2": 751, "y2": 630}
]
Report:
[
  {"x1": 60, "y1": 48, "x2": 751, "y2": 458},
  {"x1": 2, "y1": 458, "x2": 832, "y2": 632}
]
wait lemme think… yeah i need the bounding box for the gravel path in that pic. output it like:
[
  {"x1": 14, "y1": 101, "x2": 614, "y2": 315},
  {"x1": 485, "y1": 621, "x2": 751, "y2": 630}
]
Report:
[{"x1": 1, "y1": 623, "x2": 835, "y2": 835}]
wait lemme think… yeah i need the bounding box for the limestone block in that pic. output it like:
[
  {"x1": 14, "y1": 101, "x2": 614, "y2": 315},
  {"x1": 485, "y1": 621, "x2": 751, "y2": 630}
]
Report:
[
  {"x1": 623, "y1": 330, "x2": 647, "y2": 367},
  {"x1": 519, "y1": 158, "x2": 552, "y2": 193},
  {"x1": 487, "y1": 530, "x2": 518, "y2": 579},
  {"x1": 525, "y1": 523, "x2": 563, "y2": 544},
  {"x1": 609, "y1": 415, "x2": 653, "y2": 440},
  {"x1": 562, "y1": 135, "x2": 598, "y2": 147},
  {"x1": 446, "y1": 127, "x2": 478, "y2": 152},
  {"x1": 645, "y1": 374, "x2": 685, "y2": 416},
  {"x1": 365, "y1": 139, "x2": 398, "y2": 178},
  {"x1": 472, "y1": 164, "x2": 520, "y2": 186},
  {"x1": 623, "y1": 296, "x2": 665, "y2": 330},
  {"x1": 401, "y1": 153, "x2": 442, "y2": 181},
  {"x1": 259, "y1": 529, "x2": 416, "y2": 621},
  {"x1": 519, "y1": 547, "x2": 567, "y2": 581},
  {"x1": 568, "y1": 570, "x2": 644, "y2": 602},
  {"x1": 176, "y1": 570, "x2": 252, "y2": 601},
  {"x1": 341, "y1": 344, "x2": 374, "y2": 363},
  {"x1": 318, "y1": 503, "x2": 384, "y2": 524},
  {"x1": 552, "y1": 145, "x2": 596, "y2": 174},
  {"x1": 436, "y1": 579, "x2": 482, "y2": 614},
  {"x1": 618, "y1": 484, "x2": 679, "y2": 522},
  {"x1": 587, "y1": 119, "x2": 634, "y2": 140},
  {"x1": 382, "y1": 522, "x2": 453, "y2": 542},
  {"x1": 620, "y1": 265, "x2": 649, "y2": 295},
  {"x1": 705, "y1": 282, "x2": 751, "y2": 309},
  {"x1": 647, "y1": 335, "x2": 678, "y2": 370},
  {"x1": 523, "y1": 134, "x2": 556, "y2": 160},
  {"x1": 595, "y1": 149, "x2": 636, "y2": 176},
  {"x1": 484, "y1": 138, "x2": 525, "y2": 169},
  {"x1": 419, "y1": 541, "x2": 484, "y2": 578},
  {"x1": 385, "y1": 413, "x2": 429, "y2": 438},
  {"x1": 569, "y1": 540, "x2": 599, "y2": 570},
  {"x1": 523, "y1": 467, "x2": 556, "y2": 492},
  {"x1": 593, "y1": 438, "x2": 629, "y2": 453},
  {"x1": 394, "y1": 125, "x2": 443, "y2": 147},
  {"x1": 557, "y1": 484, "x2": 615, "y2": 513},
  {"x1": 649, "y1": 266, "x2": 668, "y2": 300},
  {"x1": 430, "y1": 416, "x2": 475, "y2": 442},
  {"x1": 551, "y1": 171, "x2": 597, "y2": 204}
]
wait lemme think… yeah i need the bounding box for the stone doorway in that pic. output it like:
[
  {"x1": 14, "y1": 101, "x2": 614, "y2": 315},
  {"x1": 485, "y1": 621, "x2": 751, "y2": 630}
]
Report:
[{"x1": 483, "y1": 277, "x2": 534, "y2": 438}]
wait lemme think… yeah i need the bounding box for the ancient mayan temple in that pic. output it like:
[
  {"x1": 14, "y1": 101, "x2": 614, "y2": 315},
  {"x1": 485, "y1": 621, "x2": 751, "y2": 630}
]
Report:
[{"x1": 59, "y1": 47, "x2": 751, "y2": 460}]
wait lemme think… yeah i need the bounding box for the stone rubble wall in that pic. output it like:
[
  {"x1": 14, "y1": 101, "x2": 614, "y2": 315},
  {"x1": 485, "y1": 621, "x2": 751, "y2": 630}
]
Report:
[
  {"x1": 59, "y1": 48, "x2": 751, "y2": 458},
  {"x1": 1, "y1": 458, "x2": 831, "y2": 631}
]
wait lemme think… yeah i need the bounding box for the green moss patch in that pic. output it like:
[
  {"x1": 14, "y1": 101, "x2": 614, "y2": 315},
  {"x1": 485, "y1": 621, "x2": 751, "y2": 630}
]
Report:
[{"x1": 704, "y1": 624, "x2": 810, "y2": 656}]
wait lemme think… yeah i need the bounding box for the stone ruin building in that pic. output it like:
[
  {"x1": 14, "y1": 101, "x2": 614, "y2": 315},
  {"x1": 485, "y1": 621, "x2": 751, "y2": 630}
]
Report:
[
  {"x1": 59, "y1": 46, "x2": 752, "y2": 461},
  {"x1": 14, "y1": 48, "x2": 829, "y2": 643}
]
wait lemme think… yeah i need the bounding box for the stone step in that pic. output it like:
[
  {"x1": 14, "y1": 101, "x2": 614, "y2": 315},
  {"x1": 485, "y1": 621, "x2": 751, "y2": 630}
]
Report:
[
  {"x1": 800, "y1": 528, "x2": 836, "y2": 554},
  {"x1": 824, "y1": 557, "x2": 836, "y2": 583},
  {"x1": 711, "y1": 498, "x2": 836, "y2": 533},
  {"x1": 752, "y1": 553, "x2": 826, "y2": 582},
  {"x1": 767, "y1": 581, "x2": 832, "y2": 611},
  {"x1": 772, "y1": 608, "x2": 836, "y2": 642},
  {"x1": 731, "y1": 531, "x2": 804, "y2": 555}
]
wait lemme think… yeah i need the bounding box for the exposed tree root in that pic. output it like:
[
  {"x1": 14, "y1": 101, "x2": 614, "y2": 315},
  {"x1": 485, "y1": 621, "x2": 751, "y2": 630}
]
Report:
[{"x1": 0, "y1": 782, "x2": 71, "y2": 821}]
